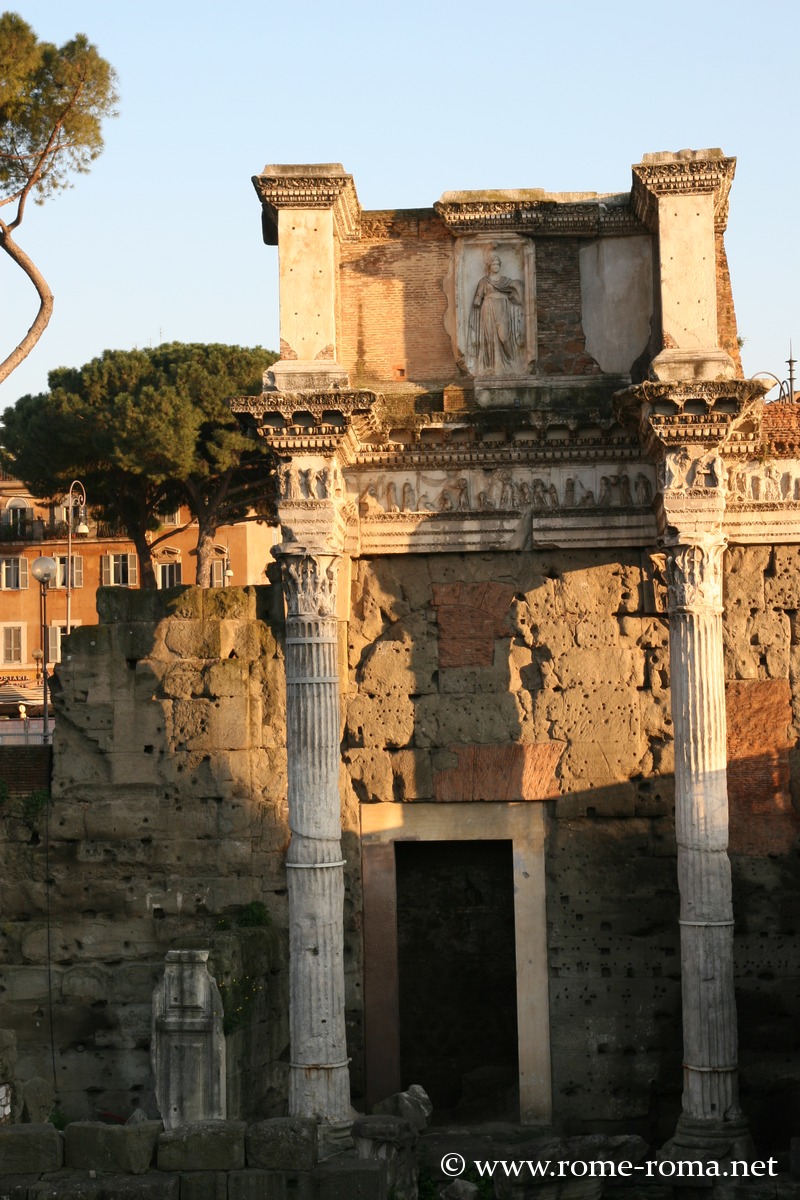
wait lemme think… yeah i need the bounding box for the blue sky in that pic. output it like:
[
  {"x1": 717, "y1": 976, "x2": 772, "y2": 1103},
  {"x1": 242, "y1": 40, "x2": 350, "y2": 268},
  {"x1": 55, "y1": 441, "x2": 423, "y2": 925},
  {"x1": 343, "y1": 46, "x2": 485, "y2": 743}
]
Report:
[{"x1": 2, "y1": 0, "x2": 799, "y2": 407}]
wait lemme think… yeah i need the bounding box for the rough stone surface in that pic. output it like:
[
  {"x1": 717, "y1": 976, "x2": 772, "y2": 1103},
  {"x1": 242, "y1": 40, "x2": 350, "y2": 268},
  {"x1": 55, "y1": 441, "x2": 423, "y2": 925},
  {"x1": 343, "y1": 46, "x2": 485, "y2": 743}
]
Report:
[
  {"x1": 246, "y1": 1116, "x2": 318, "y2": 1170},
  {"x1": 64, "y1": 1120, "x2": 161, "y2": 1173},
  {"x1": 28, "y1": 1175, "x2": 179, "y2": 1200},
  {"x1": 157, "y1": 1120, "x2": 246, "y2": 1171},
  {"x1": 227, "y1": 1169, "x2": 315, "y2": 1200},
  {"x1": 314, "y1": 1157, "x2": 388, "y2": 1200},
  {"x1": 177, "y1": 1173, "x2": 228, "y2": 1200},
  {"x1": 0, "y1": 1123, "x2": 63, "y2": 1174}
]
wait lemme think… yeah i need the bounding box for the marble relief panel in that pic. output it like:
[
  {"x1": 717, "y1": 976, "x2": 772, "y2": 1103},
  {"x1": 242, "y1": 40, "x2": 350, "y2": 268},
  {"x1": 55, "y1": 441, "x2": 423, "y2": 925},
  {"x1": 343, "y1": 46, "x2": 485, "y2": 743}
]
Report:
[{"x1": 455, "y1": 237, "x2": 537, "y2": 378}]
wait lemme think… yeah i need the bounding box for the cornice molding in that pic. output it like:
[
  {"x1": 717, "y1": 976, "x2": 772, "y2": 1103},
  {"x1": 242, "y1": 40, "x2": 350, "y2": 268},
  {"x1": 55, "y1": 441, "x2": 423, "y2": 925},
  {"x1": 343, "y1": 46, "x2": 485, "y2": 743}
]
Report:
[
  {"x1": 253, "y1": 167, "x2": 361, "y2": 244},
  {"x1": 631, "y1": 152, "x2": 736, "y2": 232},
  {"x1": 433, "y1": 194, "x2": 644, "y2": 238}
]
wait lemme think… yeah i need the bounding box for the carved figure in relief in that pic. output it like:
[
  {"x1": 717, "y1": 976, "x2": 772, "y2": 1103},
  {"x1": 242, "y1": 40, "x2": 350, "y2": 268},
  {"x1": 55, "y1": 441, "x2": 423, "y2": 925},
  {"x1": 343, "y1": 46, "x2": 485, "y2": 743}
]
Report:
[
  {"x1": 315, "y1": 467, "x2": 330, "y2": 499},
  {"x1": 282, "y1": 462, "x2": 300, "y2": 501},
  {"x1": 385, "y1": 481, "x2": 400, "y2": 512},
  {"x1": 514, "y1": 480, "x2": 531, "y2": 508},
  {"x1": 578, "y1": 487, "x2": 595, "y2": 507},
  {"x1": 478, "y1": 490, "x2": 495, "y2": 510},
  {"x1": 401, "y1": 481, "x2": 416, "y2": 511},
  {"x1": 497, "y1": 470, "x2": 514, "y2": 509},
  {"x1": 467, "y1": 249, "x2": 525, "y2": 374},
  {"x1": 762, "y1": 463, "x2": 782, "y2": 501},
  {"x1": 598, "y1": 477, "x2": 612, "y2": 506},
  {"x1": 635, "y1": 473, "x2": 652, "y2": 505},
  {"x1": 299, "y1": 468, "x2": 314, "y2": 499},
  {"x1": 437, "y1": 476, "x2": 470, "y2": 512},
  {"x1": 663, "y1": 447, "x2": 693, "y2": 492},
  {"x1": 547, "y1": 483, "x2": 559, "y2": 510},
  {"x1": 617, "y1": 474, "x2": 632, "y2": 506},
  {"x1": 532, "y1": 479, "x2": 548, "y2": 509},
  {"x1": 359, "y1": 483, "x2": 384, "y2": 516},
  {"x1": 563, "y1": 478, "x2": 576, "y2": 508}
]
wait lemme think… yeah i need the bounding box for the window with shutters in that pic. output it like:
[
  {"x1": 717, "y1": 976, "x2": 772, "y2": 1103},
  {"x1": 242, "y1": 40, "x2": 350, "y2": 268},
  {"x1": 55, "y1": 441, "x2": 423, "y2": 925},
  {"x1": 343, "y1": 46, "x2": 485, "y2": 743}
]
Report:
[
  {"x1": 158, "y1": 561, "x2": 182, "y2": 589},
  {"x1": 210, "y1": 559, "x2": 225, "y2": 588},
  {"x1": 0, "y1": 557, "x2": 28, "y2": 589},
  {"x1": 48, "y1": 622, "x2": 81, "y2": 664},
  {"x1": 100, "y1": 553, "x2": 138, "y2": 587},
  {"x1": 49, "y1": 555, "x2": 84, "y2": 588},
  {"x1": 0, "y1": 624, "x2": 23, "y2": 664}
]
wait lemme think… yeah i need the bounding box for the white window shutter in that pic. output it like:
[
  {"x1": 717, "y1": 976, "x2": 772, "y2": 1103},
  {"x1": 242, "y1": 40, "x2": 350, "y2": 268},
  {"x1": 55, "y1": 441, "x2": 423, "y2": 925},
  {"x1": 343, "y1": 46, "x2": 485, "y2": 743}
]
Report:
[
  {"x1": 47, "y1": 626, "x2": 60, "y2": 663},
  {"x1": 18, "y1": 557, "x2": 28, "y2": 589},
  {"x1": 72, "y1": 555, "x2": 83, "y2": 587},
  {"x1": 100, "y1": 555, "x2": 111, "y2": 585},
  {"x1": 128, "y1": 554, "x2": 138, "y2": 587},
  {"x1": 211, "y1": 559, "x2": 223, "y2": 587}
]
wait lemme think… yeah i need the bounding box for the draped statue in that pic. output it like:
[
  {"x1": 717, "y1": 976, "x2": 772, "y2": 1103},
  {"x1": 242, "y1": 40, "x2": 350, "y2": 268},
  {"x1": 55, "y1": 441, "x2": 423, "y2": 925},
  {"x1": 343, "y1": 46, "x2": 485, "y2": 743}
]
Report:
[{"x1": 467, "y1": 250, "x2": 526, "y2": 374}]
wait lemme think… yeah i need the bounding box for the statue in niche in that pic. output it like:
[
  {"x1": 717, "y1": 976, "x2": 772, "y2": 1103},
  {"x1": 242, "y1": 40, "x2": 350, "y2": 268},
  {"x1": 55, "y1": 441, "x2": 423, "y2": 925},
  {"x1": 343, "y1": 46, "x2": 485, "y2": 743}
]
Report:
[{"x1": 467, "y1": 249, "x2": 525, "y2": 374}]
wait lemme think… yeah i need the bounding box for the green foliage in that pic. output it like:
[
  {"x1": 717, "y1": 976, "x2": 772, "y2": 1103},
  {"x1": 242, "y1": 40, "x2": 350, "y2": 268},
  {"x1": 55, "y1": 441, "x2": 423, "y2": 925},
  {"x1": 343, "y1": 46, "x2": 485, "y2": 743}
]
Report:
[
  {"x1": 218, "y1": 973, "x2": 261, "y2": 1035},
  {"x1": 236, "y1": 901, "x2": 270, "y2": 928},
  {"x1": 0, "y1": 342, "x2": 278, "y2": 586},
  {"x1": 0, "y1": 12, "x2": 117, "y2": 203},
  {"x1": 417, "y1": 1166, "x2": 438, "y2": 1200},
  {"x1": 48, "y1": 1106, "x2": 67, "y2": 1130},
  {"x1": 0, "y1": 779, "x2": 51, "y2": 830}
]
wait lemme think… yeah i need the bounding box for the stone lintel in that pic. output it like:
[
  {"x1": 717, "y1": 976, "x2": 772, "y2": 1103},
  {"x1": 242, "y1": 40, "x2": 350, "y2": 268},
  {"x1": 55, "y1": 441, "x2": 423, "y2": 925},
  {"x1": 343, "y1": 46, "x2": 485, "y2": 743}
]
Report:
[
  {"x1": 253, "y1": 163, "x2": 361, "y2": 244},
  {"x1": 631, "y1": 149, "x2": 737, "y2": 232}
]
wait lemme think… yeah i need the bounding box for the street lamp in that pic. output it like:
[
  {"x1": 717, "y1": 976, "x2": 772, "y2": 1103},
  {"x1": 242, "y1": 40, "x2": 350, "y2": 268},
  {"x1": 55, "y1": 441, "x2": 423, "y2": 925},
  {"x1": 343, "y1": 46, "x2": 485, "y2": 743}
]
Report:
[
  {"x1": 65, "y1": 481, "x2": 88, "y2": 636},
  {"x1": 31, "y1": 556, "x2": 58, "y2": 743},
  {"x1": 224, "y1": 547, "x2": 234, "y2": 586}
]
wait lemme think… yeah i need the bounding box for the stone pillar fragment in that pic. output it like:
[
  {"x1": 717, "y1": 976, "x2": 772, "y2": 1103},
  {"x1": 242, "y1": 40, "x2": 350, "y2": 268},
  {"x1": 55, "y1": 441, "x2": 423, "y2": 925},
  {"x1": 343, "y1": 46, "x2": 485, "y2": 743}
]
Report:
[
  {"x1": 279, "y1": 547, "x2": 351, "y2": 1126},
  {"x1": 151, "y1": 949, "x2": 225, "y2": 1130}
]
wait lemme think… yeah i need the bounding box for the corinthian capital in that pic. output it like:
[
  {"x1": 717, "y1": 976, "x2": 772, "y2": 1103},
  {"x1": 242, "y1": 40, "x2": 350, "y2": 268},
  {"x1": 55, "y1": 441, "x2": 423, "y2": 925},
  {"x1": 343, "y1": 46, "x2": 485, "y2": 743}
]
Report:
[
  {"x1": 664, "y1": 536, "x2": 725, "y2": 615},
  {"x1": 278, "y1": 549, "x2": 339, "y2": 619}
]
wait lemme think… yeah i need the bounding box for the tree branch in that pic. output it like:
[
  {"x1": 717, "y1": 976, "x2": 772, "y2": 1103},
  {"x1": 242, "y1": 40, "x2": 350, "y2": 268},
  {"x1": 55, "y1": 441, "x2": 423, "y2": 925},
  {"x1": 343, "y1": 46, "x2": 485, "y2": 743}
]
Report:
[{"x1": 0, "y1": 221, "x2": 54, "y2": 386}]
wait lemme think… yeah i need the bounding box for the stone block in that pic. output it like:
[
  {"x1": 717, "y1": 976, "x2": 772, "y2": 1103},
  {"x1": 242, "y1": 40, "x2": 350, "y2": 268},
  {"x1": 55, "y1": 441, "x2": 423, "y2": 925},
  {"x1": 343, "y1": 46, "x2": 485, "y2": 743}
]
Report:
[
  {"x1": 314, "y1": 1157, "x2": 388, "y2": 1200},
  {"x1": 28, "y1": 1173, "x2": 179, "y2": 1200},
  {"x1": 373, "y1": 1084, "x2": 431, "y2": 1132},
  {"x1": 178, "y1": 1173, "x2": 228, "y2": 1200},
  {"x1": 228, "y1": 1168, "x2": 315, "y2": 1200},
  {"x1": 157, "y1": 1120, "x2": 246, "y2": 1171},
  {"x1": 65, "y1": 1119, "x2": 161, "y2": 1174},
  {"x1": 246, "y1": 1116, "x2": 318, "y2": 1170},
  {"x1": 203, "y1": 587, "x2": 257, "y2": 621},
  {"x1": 441, "y1": 1183, "x2": 478, "y2": 1200},
  {"x1": 1, "y1": 1178, "x2": 41, "y2": 1200},
  {"x1": 792, "y1": 1136, "x2": 800, "y2": 1178},
  {"x1": 0, "y1": 1123, "x2": 63, "y2": 1174}
]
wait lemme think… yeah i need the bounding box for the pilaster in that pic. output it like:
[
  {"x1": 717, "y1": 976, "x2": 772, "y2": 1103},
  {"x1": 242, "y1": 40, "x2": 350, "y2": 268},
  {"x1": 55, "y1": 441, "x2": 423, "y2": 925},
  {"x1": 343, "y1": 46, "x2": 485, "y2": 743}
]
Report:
[
  {"x1": 631, "y1": 150, "x2": 737, "y2": 382},
  {"x1": 252, "y1": 164, "x2": 361, "y2": 392}
]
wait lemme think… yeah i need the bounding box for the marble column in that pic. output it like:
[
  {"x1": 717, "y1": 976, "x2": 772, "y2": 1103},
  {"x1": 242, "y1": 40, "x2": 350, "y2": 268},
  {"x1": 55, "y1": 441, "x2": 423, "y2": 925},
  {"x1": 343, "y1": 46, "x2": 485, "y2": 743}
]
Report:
[
  {"x1": 664, "y1": 531, "x2": 750, "y2": 1157},
  {"x1": 278, "y1": 546, "x2": 351, "y2": 1125}
]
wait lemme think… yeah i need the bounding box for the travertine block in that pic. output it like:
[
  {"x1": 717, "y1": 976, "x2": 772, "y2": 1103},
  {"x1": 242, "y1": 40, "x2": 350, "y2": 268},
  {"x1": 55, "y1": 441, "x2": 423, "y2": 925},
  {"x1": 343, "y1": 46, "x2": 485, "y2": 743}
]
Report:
[
  {"x1": 157, "y1": 1120, "x2": 246, "y2": 1171},
  {"x1": 246, "y1": 1116, "x2": 318, "y2": 1170},
  {"x1": 65, "y1": 1120, "x2": 161, "y2": 1174},
  {"x1": 0, "y1": 1123, "x2": 63, "y2": 1174}
]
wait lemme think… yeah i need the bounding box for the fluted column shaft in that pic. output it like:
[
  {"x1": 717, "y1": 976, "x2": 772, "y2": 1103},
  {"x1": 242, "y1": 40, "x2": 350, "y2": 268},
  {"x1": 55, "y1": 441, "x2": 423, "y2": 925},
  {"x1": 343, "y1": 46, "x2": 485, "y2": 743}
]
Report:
[
  {"x1": 666, "y1": 536, "x2": 747, "y2": 1145},
  {"x1": 280, "y1": 550, "x2": 350, "y2": 1124}
]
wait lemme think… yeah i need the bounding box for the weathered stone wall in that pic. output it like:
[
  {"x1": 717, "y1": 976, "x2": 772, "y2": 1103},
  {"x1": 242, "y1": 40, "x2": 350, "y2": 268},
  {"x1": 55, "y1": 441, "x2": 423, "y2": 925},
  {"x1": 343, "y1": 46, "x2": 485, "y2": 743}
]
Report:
[
  {"x1": 0, "y1": 586, "x2": 291, "y2": 1124},
  {"x1": 344, "y1": 547, "x2": 800, "y2": 1146}
]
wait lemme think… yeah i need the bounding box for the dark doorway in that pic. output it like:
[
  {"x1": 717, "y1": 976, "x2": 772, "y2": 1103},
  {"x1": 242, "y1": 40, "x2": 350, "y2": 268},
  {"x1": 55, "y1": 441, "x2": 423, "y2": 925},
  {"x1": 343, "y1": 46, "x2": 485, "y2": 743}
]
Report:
[{"x1": 395, "y1": 839, "x2": 519, "y2": 1122}]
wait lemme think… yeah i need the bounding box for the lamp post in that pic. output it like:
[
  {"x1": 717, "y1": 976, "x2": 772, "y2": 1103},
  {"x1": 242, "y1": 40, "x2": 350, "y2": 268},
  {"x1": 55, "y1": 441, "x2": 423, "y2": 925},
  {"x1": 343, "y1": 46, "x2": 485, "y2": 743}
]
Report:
[
  {"x1": 224, "y1": 547, "x2": 234, "y2": 586},
  {"x1": 65, "y1": 481, "x2": 88, "y2": 636},
  {"x1": 31, "y1": 556, "x2": 58, "y2": 743}
]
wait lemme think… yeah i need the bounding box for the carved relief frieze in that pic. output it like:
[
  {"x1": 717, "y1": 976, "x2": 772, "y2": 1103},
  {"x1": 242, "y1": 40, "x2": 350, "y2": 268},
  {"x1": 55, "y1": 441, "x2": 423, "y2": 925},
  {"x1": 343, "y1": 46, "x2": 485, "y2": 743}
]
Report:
[
  {"x1": 349, "y1": 465, "x2": 656, "y2": 520},
  {"x1": 659, "y1": 446, "x2": 726, "y2": 497},
  {"x1": 727, "y1": 459, "x2": 799, "y2": 504}
]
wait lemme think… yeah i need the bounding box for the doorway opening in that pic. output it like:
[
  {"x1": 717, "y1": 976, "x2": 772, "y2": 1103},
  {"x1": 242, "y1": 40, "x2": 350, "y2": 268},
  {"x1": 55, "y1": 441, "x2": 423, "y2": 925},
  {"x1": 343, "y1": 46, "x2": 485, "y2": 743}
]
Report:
[{"x1": 395, "y1": 839, "x2": 519, "y2": 1122}]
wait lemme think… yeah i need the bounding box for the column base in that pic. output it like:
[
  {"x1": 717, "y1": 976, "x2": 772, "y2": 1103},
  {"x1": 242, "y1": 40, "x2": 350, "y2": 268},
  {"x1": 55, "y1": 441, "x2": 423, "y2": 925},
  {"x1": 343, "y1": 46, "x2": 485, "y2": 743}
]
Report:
[
  {"x1": 664, "y1": 1112, "x2": 754, "y2": 1171},
  {"x1": 318, "y1": 1116, "x2": 356, "y2": 1160},
  {"x1": 649, "y1": 348, "x2": 736, "y2": 382}
]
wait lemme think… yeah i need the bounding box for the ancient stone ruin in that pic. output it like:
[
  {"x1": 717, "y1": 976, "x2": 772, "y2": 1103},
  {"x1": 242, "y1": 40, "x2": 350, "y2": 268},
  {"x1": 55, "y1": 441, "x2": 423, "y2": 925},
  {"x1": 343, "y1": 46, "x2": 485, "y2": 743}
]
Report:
[{"x1": 2, "y1": 148, "x2": 800, "y2": 1195}]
